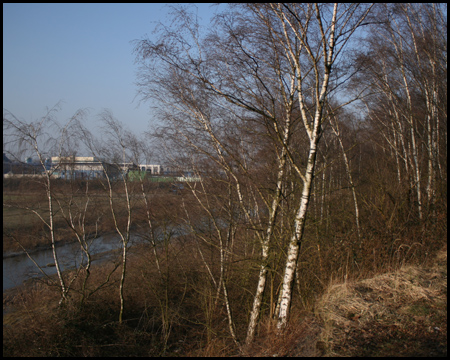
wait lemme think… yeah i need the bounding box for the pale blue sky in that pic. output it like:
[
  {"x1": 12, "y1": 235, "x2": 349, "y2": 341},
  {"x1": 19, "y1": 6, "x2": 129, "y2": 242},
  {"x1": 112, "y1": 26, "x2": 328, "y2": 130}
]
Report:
[{"x1": 3, "y1": 3, "x2": 221, "y2": 136}]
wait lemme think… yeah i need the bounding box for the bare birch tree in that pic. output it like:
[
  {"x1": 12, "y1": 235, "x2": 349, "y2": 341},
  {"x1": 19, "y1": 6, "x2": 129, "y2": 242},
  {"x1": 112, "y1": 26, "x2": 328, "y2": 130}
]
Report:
[
  {"x1": 328, "y1": 108, "x2": 361, "y2": 245},
  {"x1": 354, "y1": 3, "x2": 447, "y2": 219},
  {"x1": 133, "y1": 2, "x2": 374, "y2": 341},
  {"x1": 134, "y1": 4, "x2": 296, "y2": 345},
  {"x1": 3, "y1": 104, "x2": 86, "y2": 304},
  {"x1": 77, "y1": 110, "x2": 135, "y2": 323},
  {"x1": 263, "y1": 3, "x2": 373, "y2": 329}
]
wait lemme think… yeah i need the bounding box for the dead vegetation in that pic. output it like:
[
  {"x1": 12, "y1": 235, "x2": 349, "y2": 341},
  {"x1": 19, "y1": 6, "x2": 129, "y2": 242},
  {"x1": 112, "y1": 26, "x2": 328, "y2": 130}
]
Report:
[
  {"x1": 313, "y1": 246, "x2": 447, "y2": 357},
  {"x1": 3, "y1": 239, "x2": 447, "y2": 357},
  {"x1": 3, "y1": 177, "x2": 447, "y2": 357},
  {"x1": 244, "y1": 246, "x2": 447, "y2": 357}
]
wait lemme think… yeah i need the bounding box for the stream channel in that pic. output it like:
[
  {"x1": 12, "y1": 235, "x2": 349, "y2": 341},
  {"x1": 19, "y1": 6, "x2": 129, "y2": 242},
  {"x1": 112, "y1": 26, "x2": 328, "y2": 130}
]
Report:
[
  {"x1": 3, "y1": 222, "x2": 197, "y2": 292},
  {"x1": 3, "y1": 233, "x2": 145, "y2": 292}
]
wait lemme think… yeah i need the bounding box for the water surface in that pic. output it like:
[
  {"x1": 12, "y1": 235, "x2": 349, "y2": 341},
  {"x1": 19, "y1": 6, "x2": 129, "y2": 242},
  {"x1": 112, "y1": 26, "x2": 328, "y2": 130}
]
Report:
[{"x1": 3, "y1": 234, "x2": 125, "y2": 291}]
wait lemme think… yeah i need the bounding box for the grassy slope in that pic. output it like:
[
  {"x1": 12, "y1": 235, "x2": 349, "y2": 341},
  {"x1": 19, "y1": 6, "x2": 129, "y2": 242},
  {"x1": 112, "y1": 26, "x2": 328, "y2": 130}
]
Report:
[
  {"x1": 3, "y1": 246, "x2": 447, "y2": 357},
  {"x1": 251, "y1": 246, "x2": 447, "y2": 357}
]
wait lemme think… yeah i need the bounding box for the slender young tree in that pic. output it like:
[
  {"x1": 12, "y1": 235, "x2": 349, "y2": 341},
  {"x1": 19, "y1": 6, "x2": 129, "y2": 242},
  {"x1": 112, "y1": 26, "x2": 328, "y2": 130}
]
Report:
[
  {"x1": 77, "y1": 110, "x2": 135, "y2": 323},
  {"x1": 3, "y1": 104, "x2": 86, "y2": 304},
  {"x1": 328, "y1": 108, "x2": 361, "y2": 245}
]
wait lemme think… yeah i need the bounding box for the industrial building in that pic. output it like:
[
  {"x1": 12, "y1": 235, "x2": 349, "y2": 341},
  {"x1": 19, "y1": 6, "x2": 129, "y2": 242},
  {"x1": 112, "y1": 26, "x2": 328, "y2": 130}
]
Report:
[
  {"x1": 50, "y1": 156, "x2": 139, "y2": 180},
  {"x1": 4, "y1": 153, "x2": 196, "y2": 183},
  {"x1": 139, "y1": 164, "x2": 161, "y2": 175},
  {"x1": 51, "y1": 156, "x2": 107, "y2": 179},
  {"x1": 50, "y1": 156, "x2": 163, "y2": 180}
]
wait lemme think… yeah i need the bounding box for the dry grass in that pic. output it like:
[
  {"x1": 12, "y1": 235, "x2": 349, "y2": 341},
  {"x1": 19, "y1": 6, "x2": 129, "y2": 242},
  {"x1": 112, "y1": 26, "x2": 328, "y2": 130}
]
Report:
[
  {"x1": 246, "y1": 313, "x2": 325, "y2": 357},
  {"x1": 3, "y1": 177, "x2": 447, "y2": 356},
  {"x1": 245, "y1": 246, "x2": 446, "y2": 357},
  {"x1": 315, "y1": 246, "x2": 447, "y2": 357},
  {"x1": 3, "y1": 243, "x2": 447, "y2": 357}
]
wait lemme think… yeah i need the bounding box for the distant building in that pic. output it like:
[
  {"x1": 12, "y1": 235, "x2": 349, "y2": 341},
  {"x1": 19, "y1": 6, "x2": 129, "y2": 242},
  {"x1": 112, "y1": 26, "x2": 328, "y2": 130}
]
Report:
[
  {"x1": 50, "y1": 156, "x2": 147, "y2": 180},
  {"x1": 126, "y1": 165, "x2": 161, "y2": 181},
  {"x1": 44, "y1": 158, "x2": 52, "y2": 171},
  {"x1": 5, "y1": 153, "x2": 167, "y2": 182},
  {"x1": 51, "y1": 156, "x2": 109, "y2": 180},
  {"x1": 139, "y1": 164, "x2": 161, "y2": 175},
  {"x1": 162, "y1": 165, "x2": 196, "y2": 177}
]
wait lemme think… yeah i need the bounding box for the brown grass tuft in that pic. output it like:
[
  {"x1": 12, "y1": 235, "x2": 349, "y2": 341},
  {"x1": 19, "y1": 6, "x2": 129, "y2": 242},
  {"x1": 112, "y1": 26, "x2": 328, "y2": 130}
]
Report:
[{"x1": 315, "y1": 246, "x2": 447, "y2": 356}]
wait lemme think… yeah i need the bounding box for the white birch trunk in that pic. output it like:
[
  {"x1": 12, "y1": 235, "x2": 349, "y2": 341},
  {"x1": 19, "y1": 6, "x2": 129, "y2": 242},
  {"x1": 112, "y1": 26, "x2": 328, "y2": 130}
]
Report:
[
  {"x1": 246, "y1": 117, "x2": 291, "y2": 345},
  {"x1": 140, "y1": 178, "x2": 162, "y2": 276},
  {"x1": 103, "y1": 166, "x2": 131, "y2": 324},
  {"x1": 390, "y1": 8, "x2": 423, "y2": 219},
  {"x1": 276, "y1": 2, "x2": 342, "y2": 329},
  {"x1": 46, "y1": 172, "x2": 67, "y2": 304},
  {"x1": 277, "y1": 136, "x2": 319, "y2": 329}
]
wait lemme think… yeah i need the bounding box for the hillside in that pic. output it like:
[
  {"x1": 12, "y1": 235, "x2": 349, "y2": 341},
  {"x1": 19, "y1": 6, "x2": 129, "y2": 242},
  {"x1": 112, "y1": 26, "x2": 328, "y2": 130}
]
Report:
[{"x1": 250, "y1": 246, "x2": 447, "y2": 357}]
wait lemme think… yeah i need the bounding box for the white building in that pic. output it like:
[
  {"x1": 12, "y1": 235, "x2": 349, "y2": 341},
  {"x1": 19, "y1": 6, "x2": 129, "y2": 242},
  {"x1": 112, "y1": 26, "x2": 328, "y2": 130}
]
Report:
[
  {"x1": 51, "y1": 156, "x2": 107, "y2": 179},
  {"x1": 138, "y1": 164, "x2": 161, "y2": 175}
]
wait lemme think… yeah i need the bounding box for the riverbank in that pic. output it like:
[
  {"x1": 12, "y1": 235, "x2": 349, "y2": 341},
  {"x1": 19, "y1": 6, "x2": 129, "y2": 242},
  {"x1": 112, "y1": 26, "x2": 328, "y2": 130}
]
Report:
[
  {"x1": 4, "y1": 242, "x2": 446, "y2": 356},
  {"x1": 2, "y1": 231, "x2": 116, "y2": 259},
  {"x1": 2, "y1": 231, "x2": 132, "y2": 292},
  {"x1": 3, "y1": 243, "x2": 124, "y2": 315}
]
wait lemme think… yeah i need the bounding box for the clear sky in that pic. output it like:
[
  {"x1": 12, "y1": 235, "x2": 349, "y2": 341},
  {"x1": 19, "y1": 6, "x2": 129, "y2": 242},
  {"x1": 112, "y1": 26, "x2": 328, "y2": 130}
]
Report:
[{"x1": 3, "y1": 3, "x2": 222, "y2": 137}]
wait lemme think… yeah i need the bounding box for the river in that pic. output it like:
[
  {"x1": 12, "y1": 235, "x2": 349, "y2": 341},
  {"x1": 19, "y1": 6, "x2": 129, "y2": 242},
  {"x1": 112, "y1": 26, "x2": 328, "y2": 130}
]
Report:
[
  {"x1": 3, "y1": 225, "x2": 191, "y2": 292},
  {"x1": 3, "y1": 233, "x2": 131, "y2": 291}
]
